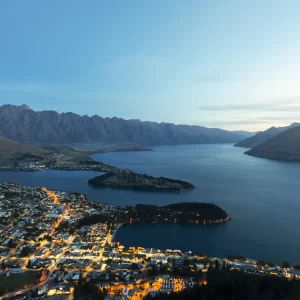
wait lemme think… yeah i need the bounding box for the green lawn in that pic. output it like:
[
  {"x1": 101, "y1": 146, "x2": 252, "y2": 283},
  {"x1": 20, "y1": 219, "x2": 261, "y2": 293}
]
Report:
[{"x1": 0, "y1": 272, "x2": 37, "y2": 296}]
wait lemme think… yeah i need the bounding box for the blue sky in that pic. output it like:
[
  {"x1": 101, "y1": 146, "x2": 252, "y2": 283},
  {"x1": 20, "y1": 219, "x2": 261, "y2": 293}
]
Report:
[{"x1": 1, "y1": 0, "x2": 300, "y2": 131}]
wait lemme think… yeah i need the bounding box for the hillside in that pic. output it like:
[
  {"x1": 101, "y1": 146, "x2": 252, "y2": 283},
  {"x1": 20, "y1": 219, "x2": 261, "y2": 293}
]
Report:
[
  {"x1": 0, "y1": 104, "x2": 249, "y2": 146},
  {"x1": 232, "y1": 130, "x2": 256, "y2": 138},
  {"x1": 235, "y1": 122, "x2": 300, "y2": 148},
  {"x1": 0, "y1": 136, "x2": 93, "y2": 166},
  {"x1": 245, "y1": 126, "x2": 300, "y2": 161}
]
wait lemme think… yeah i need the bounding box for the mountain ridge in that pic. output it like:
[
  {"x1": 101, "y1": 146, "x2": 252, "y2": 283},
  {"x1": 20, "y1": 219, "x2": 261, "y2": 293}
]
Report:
[
  {"x1": 0, "y1": 104, "x2": 249, "y2": 146},
  {"x1": 245, "y1": 126, "x2": 300, "y2": 161},
  {"x1": 234, "y1": 123, "x2": 300, "y2": 148}
]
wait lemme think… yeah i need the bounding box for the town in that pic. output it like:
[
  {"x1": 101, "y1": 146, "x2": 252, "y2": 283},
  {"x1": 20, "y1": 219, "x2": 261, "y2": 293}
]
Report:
[
  {"x1": 0, "y1": 182, "x2": 300, "y2": 300},
  {"x1": 0, "y1": 160, "x2": 118, "y2": 173}
]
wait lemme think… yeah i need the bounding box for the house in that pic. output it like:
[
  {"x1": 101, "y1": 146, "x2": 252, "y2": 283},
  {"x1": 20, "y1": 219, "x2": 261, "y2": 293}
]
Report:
[
  {"x1": 56, "y1": 284, "x2": 71, "y2": 293},
  {"x1": 173, "y1": 258, "x2": 184, "y2": 268}
]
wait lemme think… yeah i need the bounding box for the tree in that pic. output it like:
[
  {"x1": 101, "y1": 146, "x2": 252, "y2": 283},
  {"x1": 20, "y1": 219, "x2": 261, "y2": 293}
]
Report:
[
  {"x1": 44, "y1": 235, "x2": 53, "y2": 242},
  {"x1": 8, "y1": 239, "x2": 16, "y2": 249},
  {"x1": 283, "y1": 261, "x2": 290, "y2": 268},
  {"x1": 74, "y1": 270, "x2": 91, "y2": 299},
  {"x1": 95, "y1": 292, "x2": 105, "y2": 300},
  {"x1": 73, "y1": 284, "x2": 80, "y2": 299},
  {"x1": 151, "y1": 268, "x2": 300, "y2": 300},
  {"x1": 226, "y1": 262, "x2": 230, "y2": 272},
  {"x1": 78, "y1": 269, "x2": 84, "y2": 285},
  {"x1": 20, "y1": 247, "x2": 32, "y2": 257},
  {"x1": 27, "y1": 259, "x2": 32, "y2": 269},
  {"x1": 258, "y1": 260, "x2": 266, "y2": 266},
  {"x1": 1, "y1": 260, "x2": 6, "y2": 270}
]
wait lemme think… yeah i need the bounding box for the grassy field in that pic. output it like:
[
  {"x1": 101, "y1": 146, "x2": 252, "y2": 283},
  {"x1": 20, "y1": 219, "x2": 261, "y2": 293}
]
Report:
[{"x1": 0, "y1": 272, "x2": 37, "y2": 295}]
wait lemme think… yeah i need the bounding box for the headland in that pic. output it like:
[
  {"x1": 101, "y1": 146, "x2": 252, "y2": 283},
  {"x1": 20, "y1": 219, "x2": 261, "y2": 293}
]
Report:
[{"x1": 88, "y1": 172, "x2": 194, "y2": 192}]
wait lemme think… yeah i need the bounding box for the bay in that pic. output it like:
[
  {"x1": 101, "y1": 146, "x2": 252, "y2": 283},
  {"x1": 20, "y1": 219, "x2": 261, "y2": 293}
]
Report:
[{"x1": 1, "y1": 144, "x2": 300, "y2": 264}]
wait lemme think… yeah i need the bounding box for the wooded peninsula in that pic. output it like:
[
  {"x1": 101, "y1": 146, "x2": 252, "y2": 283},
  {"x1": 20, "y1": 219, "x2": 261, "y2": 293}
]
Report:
[
  {"x1": 88, "y1": 172, "x2": 194, "y2": 192},
  {"x1": 123, "y1": 202, "x2": 229, "y2": 224}
]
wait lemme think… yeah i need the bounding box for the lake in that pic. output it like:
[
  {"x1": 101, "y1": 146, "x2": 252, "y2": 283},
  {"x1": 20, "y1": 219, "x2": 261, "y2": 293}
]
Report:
[{"x1": 0, "y1": 144, "x2": 300, "y2": 264}]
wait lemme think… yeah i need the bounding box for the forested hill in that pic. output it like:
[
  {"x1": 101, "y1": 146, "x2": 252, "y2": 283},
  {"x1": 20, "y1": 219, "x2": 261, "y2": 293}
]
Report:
[
  {"x1": 124, "y1": 202, "x2": 228, "y2": 223},
  {"x1": 0, "y1": 104, "x2": 249, "y2": 146},
  {"x1": 150, "y1": 267, "x2": 300, "y2": 300}
]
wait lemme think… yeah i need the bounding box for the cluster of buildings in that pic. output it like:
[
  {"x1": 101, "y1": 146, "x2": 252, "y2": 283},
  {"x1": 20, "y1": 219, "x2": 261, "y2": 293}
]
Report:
[
  {"x1": 0, "y1": 162, "x2": 45, "y2": 171},
  {"x1": 0, "y1": 159, "x2": 125, "y2": 175},
  {"x1": 0, "y1": 161, "x2": 98, "y2": 172},
  {"x1": 0, "y1": 182, "x2": 300, "y2": 300}
]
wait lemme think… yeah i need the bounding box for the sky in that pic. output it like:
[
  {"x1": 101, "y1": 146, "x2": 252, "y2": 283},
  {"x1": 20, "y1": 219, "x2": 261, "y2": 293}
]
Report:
[{"x1": 1, "y1": 0, "x2": 300, "y2": 131}]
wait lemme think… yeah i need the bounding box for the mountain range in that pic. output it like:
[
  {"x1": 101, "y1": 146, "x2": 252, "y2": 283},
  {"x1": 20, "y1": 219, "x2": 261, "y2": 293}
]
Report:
[
  {"x1": 1, "y1": 104, "x2": 300, "y2": 163},
  {"x1": 0, "y1": 104, "x2": 250, "y2": 146},
  {"x1": 234, "y1": 123, "x2": 300, "y2": 148},
  {"x1": 245, "y1": 126, "x2": 300, "y2": 161}
]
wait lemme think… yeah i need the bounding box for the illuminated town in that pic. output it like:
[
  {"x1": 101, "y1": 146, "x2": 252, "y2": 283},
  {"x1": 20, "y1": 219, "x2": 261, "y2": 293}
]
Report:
[{"x1": 0, "y1": 182, "x2": 299, "y2": 300}]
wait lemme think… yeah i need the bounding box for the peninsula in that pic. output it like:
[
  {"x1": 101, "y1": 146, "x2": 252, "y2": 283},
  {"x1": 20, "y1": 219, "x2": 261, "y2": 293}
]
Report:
[
  {"x1": 0, "y1": 137, "x2": 195, "y2": 193},
  {"x1": 88, "y1": 172, "x2": 194, "y2": 192},
  {"x1": 124, "y1": 202, "x2": 229, "y2": 224}
]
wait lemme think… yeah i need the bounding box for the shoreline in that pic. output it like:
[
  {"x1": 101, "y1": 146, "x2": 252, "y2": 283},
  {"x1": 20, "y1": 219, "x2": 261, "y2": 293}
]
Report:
[
  {"x1": 111, "y1": 223, "x2": 126, "y2": 242},
  {"x1": 89, "y1": 185, "x2": 194, "y2": 193},
  {"x1": 1, "y1": 181, "x2": 299, "y2": 266},
  {"x1": 125, "y1": 217, "x2": 230, "y2": 226}
]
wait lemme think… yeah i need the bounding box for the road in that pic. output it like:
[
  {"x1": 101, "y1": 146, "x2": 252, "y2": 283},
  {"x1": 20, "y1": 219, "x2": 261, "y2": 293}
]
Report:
[
  {"x1": 1, "y1": 188, "x2": 73, "y2": 299},
  {"x1": 0, "y1": 205, "x2": 38, "y2": 235},
  {"x1": 0, "y1": 280, "x2": 47, "y2": 299}
]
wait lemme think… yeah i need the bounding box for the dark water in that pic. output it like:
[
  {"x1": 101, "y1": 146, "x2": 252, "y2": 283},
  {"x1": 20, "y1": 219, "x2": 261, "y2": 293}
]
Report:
[{"x1": 1, "y1": 144, "x2": 300, "y2": 264}]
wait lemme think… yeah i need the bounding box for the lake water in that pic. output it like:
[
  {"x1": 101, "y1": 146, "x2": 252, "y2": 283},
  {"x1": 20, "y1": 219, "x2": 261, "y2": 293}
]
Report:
[{"x1": 1, "y1": 144, "x2": 300, "y2": 264}]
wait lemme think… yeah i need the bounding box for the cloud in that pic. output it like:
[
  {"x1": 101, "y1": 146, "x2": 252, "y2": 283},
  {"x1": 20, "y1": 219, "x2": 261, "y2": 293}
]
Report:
[
  {"x1": 195, "y1": 96, "x2": 300, "y2": 130},
  {"x1": 204, "y1": 119, "x2": 268, "y2": 126},
  {"x1": 202, "y1": 115, "x2": 300, "y2": 127},
  {"x1": 197, "y1": 103, "x2": 270, "y2": 111},
  {"x1": 261, "y1": 114, "x2": 300, "y2": 121},
  {"x1": 196, "y1": 98, "x2": 300, "y2": 112}
]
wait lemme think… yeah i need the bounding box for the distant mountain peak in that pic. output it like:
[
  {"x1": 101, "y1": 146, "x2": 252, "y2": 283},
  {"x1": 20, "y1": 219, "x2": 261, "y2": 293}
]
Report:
[
  {"x1": 19, "y1": 104, "x2": 30, "y2": 110},
  {"x1": 291, "y1": 122, "x2": 300, "y2": 127},
  {"x1": 235, "y1": 122, "x2": 300, "y2": 149},
  {"x1": 246, "y1": 126, "x2": 300, "y2": 162}
]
